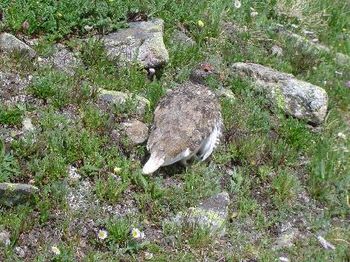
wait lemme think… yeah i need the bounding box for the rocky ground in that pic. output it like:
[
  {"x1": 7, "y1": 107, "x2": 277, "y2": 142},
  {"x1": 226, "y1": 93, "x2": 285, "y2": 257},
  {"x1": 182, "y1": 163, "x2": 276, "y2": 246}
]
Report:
[{"x1": 0, "y1": 0, "x2": 349, "y2": 261}]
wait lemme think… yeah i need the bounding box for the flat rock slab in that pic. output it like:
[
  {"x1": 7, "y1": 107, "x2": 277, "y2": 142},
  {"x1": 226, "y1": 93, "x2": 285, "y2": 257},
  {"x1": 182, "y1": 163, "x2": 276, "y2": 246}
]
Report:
[
  {"x1": 0, "y1": 32, "x2": 36, "y2": 58},
  {"x1": 97, "y1": 88, "x2": 150, "y2": 116},
  {"x1": 173, "y1": 192, "x2": 230, "y2": 235},
  {"x1": 0, "y1": 183, "x2": 38, "y2": 206},
  {"x1": 121, "y1": 119, "x2": 149, "y2": 145},
  {"x1": 231, "y1": 62, "x2": 328, "y2": 125},
  {"x1": 102, "y1": 19, "x2": 169, "y2": 68}
]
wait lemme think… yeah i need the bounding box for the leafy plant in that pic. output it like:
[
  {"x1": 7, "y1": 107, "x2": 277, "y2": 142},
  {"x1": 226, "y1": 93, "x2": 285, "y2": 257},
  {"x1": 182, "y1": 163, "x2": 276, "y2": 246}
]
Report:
[{"x1": 0, "y1": 139, "x2": 20, "y2": 182}]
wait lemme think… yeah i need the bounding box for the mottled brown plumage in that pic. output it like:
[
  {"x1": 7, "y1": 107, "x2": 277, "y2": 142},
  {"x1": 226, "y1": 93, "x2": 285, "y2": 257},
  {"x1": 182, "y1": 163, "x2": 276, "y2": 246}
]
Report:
[{"x1": 143, "y1": 64, "x2": 223, "y2": 174}]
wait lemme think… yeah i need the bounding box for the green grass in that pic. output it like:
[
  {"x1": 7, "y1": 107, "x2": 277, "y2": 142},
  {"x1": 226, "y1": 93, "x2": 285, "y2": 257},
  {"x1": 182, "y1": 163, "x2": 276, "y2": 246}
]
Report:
[{"x1": 0, "y1": 0, "x2": 350, "y2": 260}]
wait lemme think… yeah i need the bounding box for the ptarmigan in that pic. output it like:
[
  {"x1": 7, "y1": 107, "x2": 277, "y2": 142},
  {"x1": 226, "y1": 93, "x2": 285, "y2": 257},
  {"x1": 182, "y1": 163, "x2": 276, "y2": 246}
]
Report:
[{"x1": 142, "y1": 63, "x2": 223, "y2": 174}]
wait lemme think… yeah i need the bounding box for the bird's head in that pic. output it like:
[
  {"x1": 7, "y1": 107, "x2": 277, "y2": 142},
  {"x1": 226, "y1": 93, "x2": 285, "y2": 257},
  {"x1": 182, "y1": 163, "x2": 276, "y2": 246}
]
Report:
[{"x1": 189, "y1": 62, "x2": 218, "y2": 84}]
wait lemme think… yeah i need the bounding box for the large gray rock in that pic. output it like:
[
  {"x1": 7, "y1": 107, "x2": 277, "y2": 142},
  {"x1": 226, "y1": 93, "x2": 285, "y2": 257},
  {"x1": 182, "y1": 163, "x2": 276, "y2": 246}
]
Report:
[
  {"x1": 102, "y1": 19, "x2": 169, "y2": 68},
  {"x1": 0, "y1": 183, "x2": 38, "y2": 206},
  {"x1": 231, "y1": 62, "x2": 328, "y2": 124},
  {"x1": 121, "y1": 119, "x2": 149, "y2": 145},
  {"x1": 97, "y1": 88, "x2": 150, "y2": 116},
  {"x1": 0, "y1": 33, "x2": 36, "y2": 58},
  {"x1": 173, "y1": 192, "x2": 230, "y2": 235}
]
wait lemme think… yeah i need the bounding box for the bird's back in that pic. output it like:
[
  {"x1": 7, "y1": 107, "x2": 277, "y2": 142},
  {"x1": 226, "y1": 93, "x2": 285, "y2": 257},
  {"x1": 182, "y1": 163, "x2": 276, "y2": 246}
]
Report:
[{"x1": 147, "y1": 82, "x2": 221, "y2": 163}]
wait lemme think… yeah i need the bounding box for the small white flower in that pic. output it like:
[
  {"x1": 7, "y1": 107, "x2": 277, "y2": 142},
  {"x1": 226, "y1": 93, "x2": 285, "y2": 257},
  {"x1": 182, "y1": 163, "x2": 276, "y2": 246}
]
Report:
[
  {"x1": 131, "y1": 228, "x2": 145, "y2": 239},
  {"x1": 97, "y1": 230, "x2": 108, "y2": 240},
  {"x1": 51, "y1": 245, "x2": 61, "y2": 255},
  {"x1": 145, "y1": 251, "x2": 154, "y2": 260},
  {"x1": 250, "y1": 11, "x2": 258, "y2": 17},
  {"x1": 337, "y1": 132, "x2": 347, "y2": 140},
  {"x1": 234, "y1": 0, "x2": 241, "y2": 9}
]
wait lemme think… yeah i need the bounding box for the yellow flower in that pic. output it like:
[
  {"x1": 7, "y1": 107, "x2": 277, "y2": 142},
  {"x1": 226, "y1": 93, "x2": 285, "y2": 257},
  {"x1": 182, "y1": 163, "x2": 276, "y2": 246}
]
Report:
[
  {"x1": 113, "y1": 167, "x2": 122, "y2": 174},
  {"x1": 197, "y1": 20, "x2": 205, "y2": 28},
  {"x1": 57, "y1": 12, "x2": 62, "y2": 17},
  {"x1": 51, "y1": 245, "x2": 61, "y2": 255},
  {"x1": 98, "y1": 230, "x2": 108, "y2": 240}
]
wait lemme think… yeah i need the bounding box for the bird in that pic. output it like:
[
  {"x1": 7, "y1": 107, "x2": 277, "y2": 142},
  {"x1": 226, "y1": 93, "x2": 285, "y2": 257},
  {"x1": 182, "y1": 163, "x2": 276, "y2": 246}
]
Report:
[{"x1": 142, "y1": 63, "x2": 223, "y2": 174}]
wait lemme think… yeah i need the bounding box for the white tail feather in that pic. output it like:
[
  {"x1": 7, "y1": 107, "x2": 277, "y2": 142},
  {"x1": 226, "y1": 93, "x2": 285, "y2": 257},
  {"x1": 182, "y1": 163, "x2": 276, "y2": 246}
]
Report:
[{"x1": 142, "y1": 155, "x2": 165, "y2": 174}]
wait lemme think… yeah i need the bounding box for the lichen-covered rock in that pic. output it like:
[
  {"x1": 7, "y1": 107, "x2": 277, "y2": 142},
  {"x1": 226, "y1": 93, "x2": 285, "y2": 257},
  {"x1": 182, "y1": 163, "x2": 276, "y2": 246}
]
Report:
[
  {"x1": 273, "y1": 227, "x2": 300, "y2": 250},
  {"x1": 0, "y1": 71, "x2": 32, "y2": 105},
  {"x1": 22, "y1": 117, "x2": 35, "y2": 133},
  {"x1": 0, "y1": 32, "x2": 36, "y2": 58},
  {"x1": 97, "y1": 88, "x2": 150, "y2": 116},
  {"x1": 38, "y1": 44, "x2": 82, "y2": 75},
  {"x1": 231, "y1": 62, "x2": 328, "y2": 124},
  {"x1": 278, "y1": 30, "x2": 350, "y2": 66},
  {"x1": 102, "y1": 19, "x2": 169, "y2": 68},
  {"x1": 0, "y1": 230, "x2": 11, "y2": 246},
  {"x1": 173, "y1": 192, "x2": 230, "y2": 235},
  {"x1": 215, "y1": 86, "x2": 235, "y2": 101},
  {"x1": 0, "y1": 183, "x2": 38, "y2": 206},
  {"x1": 121, "y1": 119, "x2": 149, "y2": 145}
]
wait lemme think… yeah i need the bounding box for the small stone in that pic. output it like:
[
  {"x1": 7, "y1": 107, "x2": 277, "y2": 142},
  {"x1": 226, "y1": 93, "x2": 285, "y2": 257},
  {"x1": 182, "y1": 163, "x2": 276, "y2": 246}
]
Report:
[
  {"x1": 317, "y1": 235, "x2": 335, "y2": 250},
  {"x1": 84, "y1": 25, "x2": 93, "y2": 31},
  {"x1": 68, "y1": 166, "x2": 81, "y2": 182},
  {"x1": 21, "y1": 21, "x2": 30, "y2": 31},
  {"x1": 345, "y1": 81, "x2": 350, "y2": 89},
  {"x1": 215, "y1": 86, "x2": 235, "y2": 101},
  {"x1": 0, "y1": 230, "x2": 11, "y2": 246},
  {"x1": 230, "y1": 212, "x2": 238, "y2": 219},
  {"x1": 171, "y1": 30, "x2": 196, "y2": 47},
  {"x1": 273, "y1": 227, "x2": 300, "y2": 250},
  {"x1": 279, "y1": 257, "x2": 290, "y2": 262},
  {"x1": 14, "y1": 246, "x2": 26, "y2": 258},
  {"x1": 122, "y1": 119, "x2": 149, "y2": 145},
  {"x1": 0, "y1": 32, "x2": 36, "y2": 58},
  {"x1": 336, "y1": 52, "x2": 350, "y2": 66},
  {"x1": 22, "y1": 117, "x2": 35, "y2": 133},
  {"x1": 271, "y1": 45, "x2": 283, "y2": 57},
  {"x1": 0, "y1": 183, "x2": 39, "y2": 206},
  {"x1": 97, "y1": 88, "x2": 150, "y2": 116},
  {"x1": 173, "y1": 192, "x2": 230, "y2": 235}
]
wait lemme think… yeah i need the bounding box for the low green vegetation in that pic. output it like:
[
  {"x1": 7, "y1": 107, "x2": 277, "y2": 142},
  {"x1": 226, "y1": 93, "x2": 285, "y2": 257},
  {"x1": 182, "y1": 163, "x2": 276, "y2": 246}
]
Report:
[{"x1": 0, "y1": 0, "x2": 349, "y2": 261}]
